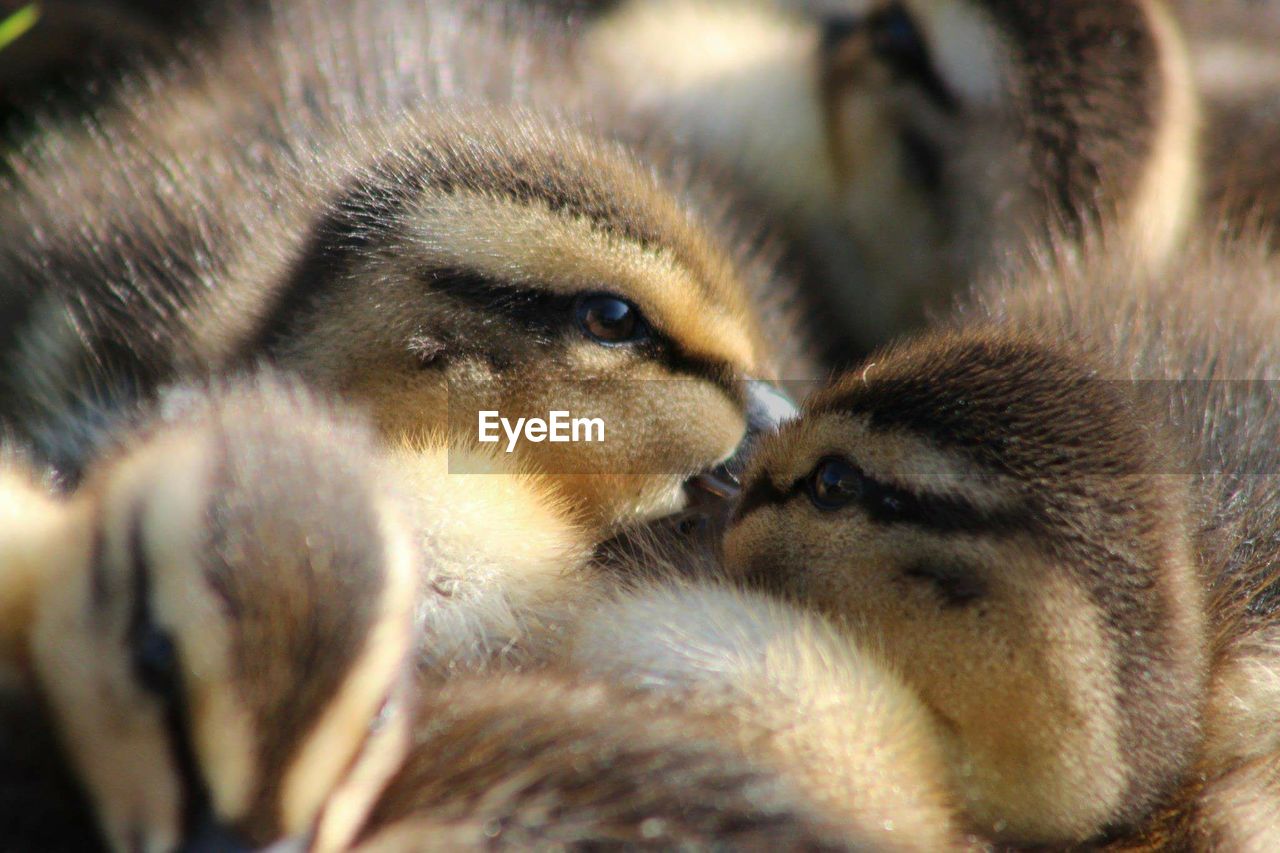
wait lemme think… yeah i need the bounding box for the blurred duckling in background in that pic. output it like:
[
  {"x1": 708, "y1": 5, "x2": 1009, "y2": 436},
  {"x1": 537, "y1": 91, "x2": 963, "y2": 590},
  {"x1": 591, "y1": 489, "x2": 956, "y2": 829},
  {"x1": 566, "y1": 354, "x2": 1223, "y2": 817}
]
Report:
[
  {"x1": 1170, "y1": 1, "x2": 1280, "y2": 233},
  {"x1": 8, "y1": 374, "x2": 419, "y2": 852},
  {"x1": 575, "y1": 0, "x2": 1199, "y2": 355}
]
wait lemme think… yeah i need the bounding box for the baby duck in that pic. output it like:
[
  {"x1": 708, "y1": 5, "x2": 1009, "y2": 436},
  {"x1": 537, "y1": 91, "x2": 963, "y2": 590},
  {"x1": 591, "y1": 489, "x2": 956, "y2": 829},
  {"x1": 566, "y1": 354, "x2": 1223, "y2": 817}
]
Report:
[
  {"x1": 576, "y1": 0, "x2": 1199, "y2": 352},
  {"x1": 14, "y1": 374, "x2": 419, "y2": 852},
  {"x1": 0, "y1": 0, "x2": 806, "y2": 536},
  {"x1": 348, "y1": 670, "x2": 853, "y2": 850},
  {"x1": 722, "y1": 331, "x2": 1206, "y2": 843}
]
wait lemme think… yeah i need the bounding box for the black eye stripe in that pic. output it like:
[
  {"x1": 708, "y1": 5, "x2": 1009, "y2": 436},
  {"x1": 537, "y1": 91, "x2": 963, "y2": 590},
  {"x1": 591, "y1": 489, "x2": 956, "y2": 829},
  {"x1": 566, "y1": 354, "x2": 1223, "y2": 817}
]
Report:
[
  {"x1": 427, "y1": 267, "x2": 573, "y2": 338},
  {"x1": 125, "y1": 510, "x2": 217, "y2": 838},
  {"x1": 735, "y1": 459, "x2": 1031, "y2": 537},
  {"x1": 421, "y1": 266, "x2": 739, "y2": 393},
  {"x1": 733, "y1": 473, "x2": 799, "y2": 521}
]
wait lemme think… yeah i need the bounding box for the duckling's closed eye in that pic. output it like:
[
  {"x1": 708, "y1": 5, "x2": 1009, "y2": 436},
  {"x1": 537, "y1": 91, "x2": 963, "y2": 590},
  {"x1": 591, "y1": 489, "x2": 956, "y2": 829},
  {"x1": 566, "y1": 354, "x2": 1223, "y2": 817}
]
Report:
[{"x1": 574, "y1": 293, "x2": 650, "y2": 346}]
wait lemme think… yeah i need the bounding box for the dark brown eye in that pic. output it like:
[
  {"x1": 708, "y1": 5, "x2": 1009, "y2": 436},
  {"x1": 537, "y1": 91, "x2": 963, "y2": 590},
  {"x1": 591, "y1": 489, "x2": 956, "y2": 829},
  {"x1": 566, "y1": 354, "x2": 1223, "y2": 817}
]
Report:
[
  {"x1": 867, "y1": 4, "x2": 956, "y2": 112},
  {"x1": 869, "y1": 4, "x2": 927, "y2": 64},
  {"x1": 132, "y1": 624, "x2": 180, "y2": 698},
  {"x1": 575, "y1": 293, "x2": 649, "y2": 345},
  {"x1": 808, "y1": 456, "x2": 864, "y2": 511}
]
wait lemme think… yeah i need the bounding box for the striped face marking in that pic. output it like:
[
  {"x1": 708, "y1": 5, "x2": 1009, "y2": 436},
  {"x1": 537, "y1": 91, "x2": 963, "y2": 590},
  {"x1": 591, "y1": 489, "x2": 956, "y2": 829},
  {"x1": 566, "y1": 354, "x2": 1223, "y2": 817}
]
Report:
[{"x1": 31, "y1": 391, "x2": 419, "y2": 851}]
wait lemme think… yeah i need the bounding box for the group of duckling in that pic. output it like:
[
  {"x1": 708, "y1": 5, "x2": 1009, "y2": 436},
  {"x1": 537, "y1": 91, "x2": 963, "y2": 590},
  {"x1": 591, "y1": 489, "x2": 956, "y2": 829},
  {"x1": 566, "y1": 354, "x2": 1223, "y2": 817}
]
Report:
[{"x1": 2, "y1": 0, "x2": 1280, "y2": 849}]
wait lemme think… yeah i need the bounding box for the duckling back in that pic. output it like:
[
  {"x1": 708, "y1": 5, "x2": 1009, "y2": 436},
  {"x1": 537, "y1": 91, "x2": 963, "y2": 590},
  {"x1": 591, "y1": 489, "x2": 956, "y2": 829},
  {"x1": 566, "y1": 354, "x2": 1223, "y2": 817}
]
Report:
[
  {"x1": 567, "y1": 582, "x2": 965, "y2": 849},
  {"x1": 351, "y1": 670, "x2": 854, "y2": 850}
]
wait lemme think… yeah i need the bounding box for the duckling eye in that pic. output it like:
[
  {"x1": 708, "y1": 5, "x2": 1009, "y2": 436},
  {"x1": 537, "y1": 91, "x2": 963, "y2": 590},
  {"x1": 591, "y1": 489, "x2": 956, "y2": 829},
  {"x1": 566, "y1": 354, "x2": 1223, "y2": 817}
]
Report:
[
  {"x1": 869, "y1": 4, "x2": 928, "y2": 68},
  {"x1": 132, "y1": 624, "x2": 180, "y2": 699},
  {"x1": 808, "y1": 456, "x2": 865, "y2": 511},
  {"x1": 866, "y1": 3, "x2": 956, "y2": 111},
  {"x1": 575, "y1": 293, "x2": 649, "y2": 345}
]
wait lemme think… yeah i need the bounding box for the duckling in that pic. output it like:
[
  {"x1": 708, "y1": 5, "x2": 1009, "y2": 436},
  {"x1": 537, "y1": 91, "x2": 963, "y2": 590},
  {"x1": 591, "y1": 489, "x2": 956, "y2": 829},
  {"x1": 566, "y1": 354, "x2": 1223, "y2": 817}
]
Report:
[
  {"x1": 382, "y1": 435, "x2": 594, "y2": 675},
  {"x1": 567, "y1": 582, "x2": 967, "y2": 849},
  {"x1": 348, "y1": 670, "x2": 854, "y2": 850},
  {"x1": 18, "y1": 373, "x2": 419, "y2": 852},
  {"x1": 574, "y1": 0, "x2": 1200, "y2": 353},
  {"x1": 718, "y1": 228, "x2": 1280, "y2": 844},
  {"x1": 0, "y1": 0, "x2": 809, "y2": 535},
  {"x1": 721, "y1": 329, "x2": 1206, "y2": 844}
]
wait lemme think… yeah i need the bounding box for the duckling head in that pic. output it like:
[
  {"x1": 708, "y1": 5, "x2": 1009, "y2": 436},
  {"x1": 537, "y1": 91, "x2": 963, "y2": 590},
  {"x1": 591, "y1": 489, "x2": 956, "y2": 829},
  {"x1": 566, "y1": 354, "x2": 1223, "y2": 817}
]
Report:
[
  {"x1": 28, "y1": 377, "x2": 418, "y2": 852},
  {"x1": 242, "y1": 109, "x2": 796, "y2": 535},
  {"x1": 724, "y1": 330, "x2": 1207, "y2": 843},
  {"x1": 583, "y1": 0, "x2": 1197, "y2": 349}
]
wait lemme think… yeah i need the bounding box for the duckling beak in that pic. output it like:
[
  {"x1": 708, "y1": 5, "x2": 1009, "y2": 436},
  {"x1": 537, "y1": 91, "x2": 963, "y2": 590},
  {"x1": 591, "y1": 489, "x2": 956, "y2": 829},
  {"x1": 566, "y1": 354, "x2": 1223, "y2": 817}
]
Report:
[
  {"x1": 687, "y1": 381, "x2": 799, "y2": 504},
  {"x1": 597, "y1": 383, "x2": 797, "y2": 575}
]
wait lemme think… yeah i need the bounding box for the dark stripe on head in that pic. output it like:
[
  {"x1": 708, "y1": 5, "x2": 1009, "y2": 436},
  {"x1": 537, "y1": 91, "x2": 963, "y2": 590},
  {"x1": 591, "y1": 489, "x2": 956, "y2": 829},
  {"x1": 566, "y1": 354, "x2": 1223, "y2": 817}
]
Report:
[
  {"x1": 820, "y1": 5, "x2": 959, "y2": 116},
  {"x1": 239, "y1": 123, "x2": 722, "y2": 363},
  {"x1": 852, "y1": 467, "x2": 1031, "y2": 535},
  {"x1": 899, "y1": 125, "x2": 945, "y2": 195},
  {"x1": 89, "y1": 515, "x2": 109, "y2": 610},
  {"x1": 733, "y1": 461, "x2": 1032, "y2": 537},
  {"x1": 422, "y1": 266, "x2": 739, "y2": 394},
  {"x1": 125, "y1": 508, "x2": 216, "y2": 840},
  {"x1": 865, "y1": 4, "x2": 959, "y2": 114},
  {"x1": 733, "y1": 474, "x2": 795, "y2": 521},
  {"x1": 902, "y1": 559, "x2": 988, "y2": 607}
]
